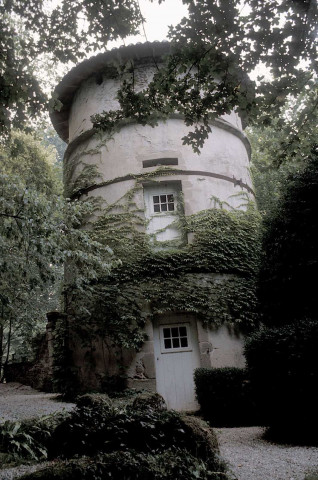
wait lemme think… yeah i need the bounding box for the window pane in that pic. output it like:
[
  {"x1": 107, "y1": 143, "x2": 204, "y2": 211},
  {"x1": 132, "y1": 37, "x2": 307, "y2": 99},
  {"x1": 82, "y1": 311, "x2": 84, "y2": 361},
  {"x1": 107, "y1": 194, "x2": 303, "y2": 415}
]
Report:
[
  {"x1": 161, "y1": 204, "x2": 167, "y2": 211},
  {"x1": 160, "y1": 195, "x2": 167, "y2": 203},
  {"x1": 180, "y1": 337, "x2": 188, "y2": 348},
  {"x1": 163, "y1": 328, "x2": 171, "y2": 338},
  {"x1": 171, "y1": 327, "x2": 179, "y2": 337},
  {"x1": 167, "y1": 194, "x2": 174, "y2": 203},
  {"x1": 154, "y1": 204, "x2": 160, "y2": 212},
  {"x1": 164, "y1": 339, "x2": 172, "y2": 349},
  {"x1": 172, "y1": 338, "x2": 180, "y2": 348},
  {"x1": 168, "y1": 203, "x2": 174, "y2": 211},
  {"x1": 179, "y1": 327, "x2": 187, "y2": 337}
]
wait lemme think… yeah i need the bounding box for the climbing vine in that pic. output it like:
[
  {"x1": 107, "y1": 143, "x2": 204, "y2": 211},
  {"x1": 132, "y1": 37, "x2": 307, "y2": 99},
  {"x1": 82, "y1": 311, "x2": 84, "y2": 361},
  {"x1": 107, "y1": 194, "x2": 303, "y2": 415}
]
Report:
[
  {"x1": 51, "y1": 156, "x2": 261, "y2": 395},
  {"x1": 63, "y1": 164, "x2": 261, "y2": 354}
]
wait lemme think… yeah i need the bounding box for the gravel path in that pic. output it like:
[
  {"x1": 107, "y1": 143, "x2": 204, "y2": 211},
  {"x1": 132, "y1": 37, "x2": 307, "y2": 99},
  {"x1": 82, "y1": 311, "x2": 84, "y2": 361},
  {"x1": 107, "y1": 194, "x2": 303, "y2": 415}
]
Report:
[
  {"x1": 0, "y1": 383, "x2": 74, "y2": 424},
  {"x1": 217, "y1": 427, "x2": 318, "y2": 480},
  {"x1": 1, "y1": 383, "x2": 317, "y2": 480}
]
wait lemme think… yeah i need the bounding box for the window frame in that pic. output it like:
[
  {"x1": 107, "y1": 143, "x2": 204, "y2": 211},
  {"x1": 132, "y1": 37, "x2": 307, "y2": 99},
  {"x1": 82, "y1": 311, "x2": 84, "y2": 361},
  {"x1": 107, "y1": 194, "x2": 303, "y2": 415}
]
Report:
[
  {"x1": 152, "y1": 193, "x2": 176, "y2": 214},
  {"x1": 159, "y1": 323, "x2": 193, "y2": 354}
]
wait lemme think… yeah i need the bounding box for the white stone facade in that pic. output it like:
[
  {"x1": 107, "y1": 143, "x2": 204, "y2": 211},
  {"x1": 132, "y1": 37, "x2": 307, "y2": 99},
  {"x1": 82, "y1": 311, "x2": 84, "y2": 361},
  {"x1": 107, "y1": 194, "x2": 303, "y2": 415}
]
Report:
[{"x1": 52, "y1": 42, "x2": 253, "y2": 410}]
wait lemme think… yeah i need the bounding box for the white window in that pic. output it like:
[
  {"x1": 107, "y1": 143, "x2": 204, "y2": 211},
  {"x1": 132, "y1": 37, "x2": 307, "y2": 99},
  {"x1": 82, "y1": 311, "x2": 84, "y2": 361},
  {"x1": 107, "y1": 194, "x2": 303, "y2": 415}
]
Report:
[
  {"x1": 160, "y1": 323, "x2": 192, "y2": 353},
  {"x1": 153, "y1": 193, "x2": 175, "y2": 213}
]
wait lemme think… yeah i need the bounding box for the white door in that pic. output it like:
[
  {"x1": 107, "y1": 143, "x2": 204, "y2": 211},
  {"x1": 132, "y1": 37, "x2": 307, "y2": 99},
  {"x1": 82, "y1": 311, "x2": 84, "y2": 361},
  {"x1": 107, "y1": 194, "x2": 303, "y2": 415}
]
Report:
[
  {"x1": 143, "y1": 183, "x2": 181, "y2": 243},
  {"x1": 153, "y1": 318, "x2": 201, "y2": 411}
]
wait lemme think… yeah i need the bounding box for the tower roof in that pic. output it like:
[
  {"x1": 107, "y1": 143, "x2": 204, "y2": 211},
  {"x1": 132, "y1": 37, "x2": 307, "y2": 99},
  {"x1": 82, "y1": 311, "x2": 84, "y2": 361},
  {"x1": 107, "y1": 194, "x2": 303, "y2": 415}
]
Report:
[{"x1": 50, "y1": 41, "x2": 171, "y2": 143}]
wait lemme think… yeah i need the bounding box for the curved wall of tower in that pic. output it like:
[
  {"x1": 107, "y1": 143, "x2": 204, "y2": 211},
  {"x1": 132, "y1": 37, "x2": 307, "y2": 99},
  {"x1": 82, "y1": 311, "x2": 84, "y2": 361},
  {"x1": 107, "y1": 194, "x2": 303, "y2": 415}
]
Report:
[{"x1": 51, "y1": 42, "x2": 254, "y2": 410}]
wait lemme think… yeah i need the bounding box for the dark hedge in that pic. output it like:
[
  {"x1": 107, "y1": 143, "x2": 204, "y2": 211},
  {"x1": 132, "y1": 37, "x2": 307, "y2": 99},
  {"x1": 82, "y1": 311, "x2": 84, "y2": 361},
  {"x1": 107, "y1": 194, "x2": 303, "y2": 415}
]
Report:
[
  {"x1": 245, "y1": 320, "x2": 318, "y2": 444},
  {"x1": 194, "y1": 367, "x2": 257, "y2": 426}
]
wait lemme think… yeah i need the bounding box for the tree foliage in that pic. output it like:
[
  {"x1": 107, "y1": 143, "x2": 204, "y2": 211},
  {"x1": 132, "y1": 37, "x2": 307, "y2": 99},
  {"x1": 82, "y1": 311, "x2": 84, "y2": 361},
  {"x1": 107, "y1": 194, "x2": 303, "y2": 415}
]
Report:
[
  {"x1": 0, "y1": 0, "x2": 143, "y2": 133},
  {"x1": 1, "y1": 0, "x2": 317, "y2": 155},
  {"x1": 258, "y1": 146, "x2": 318, "y2": 326},
  {"x1": 245, "y1": 319, "x2": 318, "y2": 444},
  {"x1": 0, "y1": 133, "x2": 62, "y2": 369},
  {"x1": 93, "y1": 0, "x2": 318, "y2": 152},
  {"x1": 0, "y1": 132, "x2": 115, "y2": 374}
]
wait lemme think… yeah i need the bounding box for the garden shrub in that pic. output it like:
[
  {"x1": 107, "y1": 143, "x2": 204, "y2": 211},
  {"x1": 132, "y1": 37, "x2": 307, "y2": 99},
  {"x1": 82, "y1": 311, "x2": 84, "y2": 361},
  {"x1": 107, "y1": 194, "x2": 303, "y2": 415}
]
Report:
[
  {"x1": 20, "y1": 449, "x2": 228, "y2": 480},
  {"x1": 132, "y1": 392, "x2": 167, "y2": 411},
  {"x1": 194, "y1": 367, "x2": 257, "y2": 426},
  {"x1": 259, "y1": 150, "x2": 318, "y2": 327},
  {"x1": 3, "y1": 391, "x2": 229, "y2": 479},
  {"x1": 245, "y1": 320, "x2": 318, "y2": 444},
  {"x1": 99, "y1": 374, "x2": 128, "y2": 395},
  {"x1": 75, "y1": 393, "x2": 112, "y2": 410},
  {"x1": 0, "y1": 412, "x2": 71, "y2": 464},
  {"x1": 49, "y1": 392, "x2": 222, "y2": 466},
  {"x1": 0, "y1": 420, "x2": 46, "y2": 461},
  {"x1": 180, "y1": 415, "x2": 219, "y2": 455}
]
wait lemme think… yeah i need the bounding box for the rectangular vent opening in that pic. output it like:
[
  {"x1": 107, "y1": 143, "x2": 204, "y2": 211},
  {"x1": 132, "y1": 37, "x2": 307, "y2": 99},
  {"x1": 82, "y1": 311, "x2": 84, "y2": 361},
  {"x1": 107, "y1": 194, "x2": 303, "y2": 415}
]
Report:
[{"x1": 142, "y1": 158, "x2": 178, "y2": 168}]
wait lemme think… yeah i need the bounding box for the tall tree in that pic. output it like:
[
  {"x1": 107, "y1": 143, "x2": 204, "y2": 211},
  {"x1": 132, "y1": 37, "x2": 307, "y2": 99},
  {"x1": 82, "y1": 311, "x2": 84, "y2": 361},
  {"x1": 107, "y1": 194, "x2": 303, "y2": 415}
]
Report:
[
  {"x1": 1, "y1": 0, "x2": 317, "y2": 153},
  {"x1": 0, "y1": 132, "x2": 62, "y2": 370},
  {"x1": 0, "y1": 132, "x2": 114, "y2": 374},
  {"x1": 258, "y1": 146, "x2": 318, "y2": 326},
  {"x1": 0, "y1": 0, "x2": 143, "y2": 133},
  {"x1": 93, "y1": 0, "x2": 318, "y2": 152}
]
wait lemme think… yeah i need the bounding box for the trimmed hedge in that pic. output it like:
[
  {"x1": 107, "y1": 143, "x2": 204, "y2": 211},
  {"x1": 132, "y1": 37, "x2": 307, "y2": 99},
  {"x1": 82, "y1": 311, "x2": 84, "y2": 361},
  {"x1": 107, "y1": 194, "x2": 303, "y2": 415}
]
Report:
[
  {"x1": 245, "y1": 320, "x2": 318, "y2": 444},
  {"x1": 194, "y1": 367, "x2": 257, "y2": 426}
]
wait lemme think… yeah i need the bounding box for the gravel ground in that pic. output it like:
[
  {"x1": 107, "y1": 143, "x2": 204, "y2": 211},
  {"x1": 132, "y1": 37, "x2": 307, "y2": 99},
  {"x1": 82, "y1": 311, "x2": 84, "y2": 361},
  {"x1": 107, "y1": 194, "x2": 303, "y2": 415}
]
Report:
[
  {"x1": 0, "y1": 383, "x2": 317, "y2": 480},
  {"x1": 217, "y1": 426, "x2": 318, "y2": 480},
  {"x1": 0, "y1": 383, "x2": 74, "y2": 424}
]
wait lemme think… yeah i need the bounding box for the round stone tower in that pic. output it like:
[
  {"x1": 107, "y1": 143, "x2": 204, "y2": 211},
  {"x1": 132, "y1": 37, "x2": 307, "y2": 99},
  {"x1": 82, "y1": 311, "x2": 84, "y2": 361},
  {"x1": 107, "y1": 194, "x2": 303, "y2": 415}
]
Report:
[{"x1": 51, "y1": 42, "x2": 256, "y2": 410}]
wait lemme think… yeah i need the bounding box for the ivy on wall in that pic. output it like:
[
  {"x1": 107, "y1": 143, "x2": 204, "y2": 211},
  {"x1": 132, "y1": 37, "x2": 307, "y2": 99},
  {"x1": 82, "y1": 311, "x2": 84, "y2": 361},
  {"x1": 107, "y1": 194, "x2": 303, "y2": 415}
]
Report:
[
  {"x1": 52, "y1": 159, "x2": 261, "y2": 394},
  {"x1": 63, "y1": 166, "x2": 261, "y2": 353}
]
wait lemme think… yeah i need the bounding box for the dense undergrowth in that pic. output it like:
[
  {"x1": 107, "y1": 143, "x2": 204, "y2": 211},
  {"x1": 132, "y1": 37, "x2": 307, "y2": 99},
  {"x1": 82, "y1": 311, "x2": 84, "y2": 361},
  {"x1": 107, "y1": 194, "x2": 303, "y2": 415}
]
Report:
[{"x1": 0, "y1": 392, "x2": 229, "y2": 480}]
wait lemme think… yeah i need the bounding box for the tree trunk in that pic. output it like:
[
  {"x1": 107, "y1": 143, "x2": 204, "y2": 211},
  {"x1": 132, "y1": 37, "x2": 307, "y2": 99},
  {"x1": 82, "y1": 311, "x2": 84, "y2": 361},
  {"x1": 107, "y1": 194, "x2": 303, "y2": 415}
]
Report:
[
  {"x1": 2, "y1": 316, "x2": 12, "y2": 381},
  {"x1": 0, "y1": 300, "x2": 5, "y2": 381}
]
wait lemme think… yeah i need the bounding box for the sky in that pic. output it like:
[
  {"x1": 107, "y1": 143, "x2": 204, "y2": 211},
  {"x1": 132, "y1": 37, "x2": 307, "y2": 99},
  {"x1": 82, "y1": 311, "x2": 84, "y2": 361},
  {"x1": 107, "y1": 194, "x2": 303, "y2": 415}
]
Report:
[
  {"x1": 39, "y1": 0, "x2": 189, "y2": 96},
  {"x1": 108, "y1": 0, "x2": 189, "y2": 48}
]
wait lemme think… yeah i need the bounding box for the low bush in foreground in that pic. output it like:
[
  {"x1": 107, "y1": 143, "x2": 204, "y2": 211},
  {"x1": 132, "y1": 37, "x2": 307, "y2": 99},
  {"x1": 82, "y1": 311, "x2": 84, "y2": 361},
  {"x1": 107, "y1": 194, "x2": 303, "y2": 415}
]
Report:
[
  {"x1": 194, "y1": 367, "x2": 257, "y2": 426},
  {"x1": 0, "y1": 412, "x2": 70, "y2": 464},
  {"x1": 1, "y1": 392, "x2": 230, "y2": 480},
  {"x1": 49, "y1": 392, "x2": 222, "y2": 464},
  {"x1": 20, "y1": 449, "x2": 228, "y2": 480}
]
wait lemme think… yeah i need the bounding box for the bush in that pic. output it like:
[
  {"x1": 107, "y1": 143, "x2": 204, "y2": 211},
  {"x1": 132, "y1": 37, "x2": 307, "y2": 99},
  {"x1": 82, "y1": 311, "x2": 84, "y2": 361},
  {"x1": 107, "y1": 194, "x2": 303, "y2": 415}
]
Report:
[
  {"x1": 99, "y1": 374, "x2": 128, "y2": 396},
  {"x1": 75, "y1": 393, "x2": 113, "y2": 411},
  {"x1": 0, "y1": 412, "x2": 71, "y2": 464},
  {"x1": 194, "y1": 367, "x2": 257, "y2": 426},
  {"x1": 0, "y1": 420, "x2": 46, "y2": 461},
  {"x1": 245, "y1": 320, "x2": 318, "y2": 444},
  {"x1": 20, "y1": 449, "x2": 228, "y2": 480},
  {"x1": 0, "y1": 391, "x2": 229, "y2": 478},
  {"x1": 180, "y1": 415, "x2": 219, "y2": 455},
  {"x1": 6, "y1": 391, "x2": 228, "y2": 480},
  {"x1": 49, "y1": 392, "x2": 222, "y2": 467},
  {"x1": 132, "y1": 392, "x2": 167, "y2": 411}
]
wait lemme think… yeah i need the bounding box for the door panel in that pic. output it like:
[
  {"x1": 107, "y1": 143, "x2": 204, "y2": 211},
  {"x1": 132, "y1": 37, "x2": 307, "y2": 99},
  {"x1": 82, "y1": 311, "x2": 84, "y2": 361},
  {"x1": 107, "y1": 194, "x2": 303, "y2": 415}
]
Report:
[{"x1": 153, "y1": 318, "x2": 201, "y2": 411}]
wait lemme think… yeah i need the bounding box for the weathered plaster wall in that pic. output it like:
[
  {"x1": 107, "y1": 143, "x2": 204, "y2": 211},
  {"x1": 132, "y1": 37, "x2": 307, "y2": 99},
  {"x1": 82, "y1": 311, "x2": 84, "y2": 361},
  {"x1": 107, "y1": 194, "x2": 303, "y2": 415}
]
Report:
[
  {"x1": 60, "y1": 52, "x2": 252, "y2": 399},
  {"x1": 208, "y1": 325, "x2": 246, "y2": 368},
  {"x1": 68, "y1": 62, "x2": 243, "y2": 143},
  {"x1": 66, "y1": 118, "x2": 253, "y2": 216}
]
